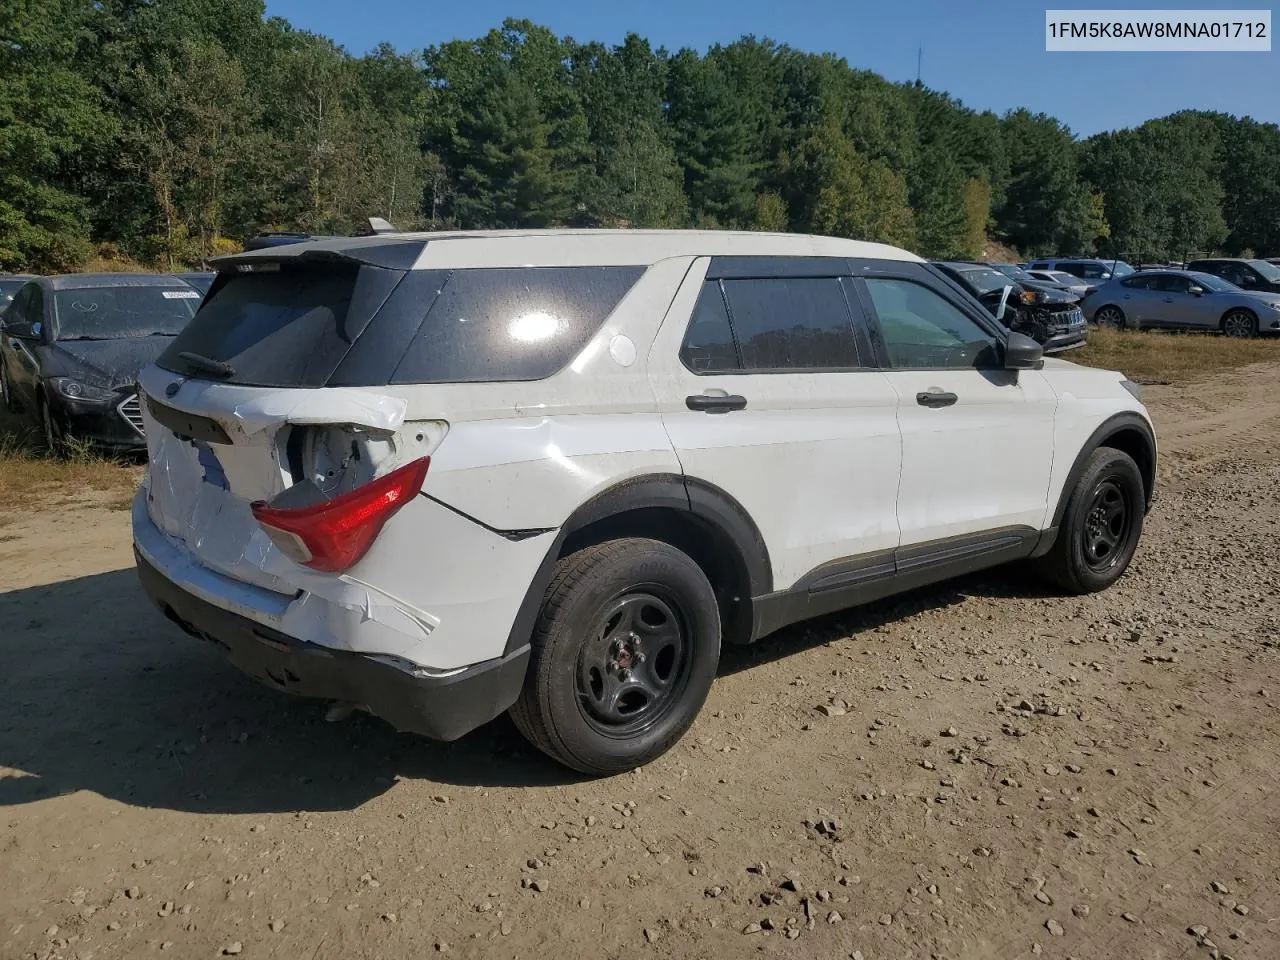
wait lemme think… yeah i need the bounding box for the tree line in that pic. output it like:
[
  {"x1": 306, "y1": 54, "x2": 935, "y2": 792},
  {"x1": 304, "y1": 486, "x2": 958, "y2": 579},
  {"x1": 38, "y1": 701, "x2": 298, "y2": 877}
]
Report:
[{"x1": 3, "y1": 1, "x2": 1279, "y2": 273}]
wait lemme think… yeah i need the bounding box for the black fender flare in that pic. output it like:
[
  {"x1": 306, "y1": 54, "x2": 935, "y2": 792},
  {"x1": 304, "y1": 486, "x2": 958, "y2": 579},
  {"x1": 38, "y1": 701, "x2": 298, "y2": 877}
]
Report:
[
  {"x1": 1035, "y1": 411, "x2": 1156, "y2": 557},
  {"x1": 501, "y1": 474, "x2": 772, "y2": 656}
]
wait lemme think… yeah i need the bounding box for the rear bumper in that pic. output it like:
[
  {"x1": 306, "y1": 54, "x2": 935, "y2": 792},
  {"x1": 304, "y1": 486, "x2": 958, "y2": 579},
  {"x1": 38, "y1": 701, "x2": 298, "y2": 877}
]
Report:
[{"x1": 135, "y1": 549, "x2": 530, "y2": 741}]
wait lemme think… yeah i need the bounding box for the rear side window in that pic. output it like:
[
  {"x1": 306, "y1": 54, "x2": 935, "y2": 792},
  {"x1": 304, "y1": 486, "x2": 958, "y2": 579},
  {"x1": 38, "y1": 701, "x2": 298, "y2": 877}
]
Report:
[
  {"x1": 680, "y1": 276, "x2": 862, "y2": 373},
  {"x1": 159, "y1": 264, "x2": 362, "y2": 387},
  {"x1": 390, "y1": 266, "x2": 644, "y2": 384}
]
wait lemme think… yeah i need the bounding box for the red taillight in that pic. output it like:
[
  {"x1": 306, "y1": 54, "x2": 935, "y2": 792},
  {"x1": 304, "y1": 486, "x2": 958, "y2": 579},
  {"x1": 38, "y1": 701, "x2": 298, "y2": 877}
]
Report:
[{"x1": 251, "y1": 458, "x2": 430, "y2": 573}]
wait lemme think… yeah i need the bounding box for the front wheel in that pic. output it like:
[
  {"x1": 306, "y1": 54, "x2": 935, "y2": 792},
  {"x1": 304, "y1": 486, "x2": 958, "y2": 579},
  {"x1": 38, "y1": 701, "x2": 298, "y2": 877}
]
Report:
[
  {"x1": 509, "y1": 538, "x2": 721, "y2": 775},
  {"x1": 0, "y1": 364, "x2": 18, "y2": 413},
  {"x1": 40, "y1": 395, "x2": 63, "y2": 454},
  {"x1": 1093, "y1": 305, "x2": 1126, "y2": 329},
  {"x1": 1035, "y1": 447, "x2": 1145, "y2": 594},
  {"x1": 1221, "y1": 309, "x2": 1257, "y2": 339}
]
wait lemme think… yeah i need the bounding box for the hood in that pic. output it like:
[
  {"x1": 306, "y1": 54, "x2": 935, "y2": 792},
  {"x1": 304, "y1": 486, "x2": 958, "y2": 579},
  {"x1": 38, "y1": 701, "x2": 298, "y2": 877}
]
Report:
[
  {"x1": 1020, "y1": 282, "x2": 1079, "y2": 305},
  {"x1": 46, "y1": 336, "x2": 176, "y2": 389}
]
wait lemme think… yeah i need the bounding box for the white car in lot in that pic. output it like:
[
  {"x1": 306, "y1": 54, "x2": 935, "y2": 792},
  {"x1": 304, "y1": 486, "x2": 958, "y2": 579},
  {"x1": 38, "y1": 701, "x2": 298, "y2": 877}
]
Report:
[{"x1": 132, "y1": 230, "x2": 1157, "y2": 774}]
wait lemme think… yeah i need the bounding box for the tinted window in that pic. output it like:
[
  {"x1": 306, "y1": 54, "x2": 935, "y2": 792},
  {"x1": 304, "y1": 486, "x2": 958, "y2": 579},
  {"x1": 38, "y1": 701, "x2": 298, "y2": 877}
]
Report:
[
  {"x1": 52, "y1": 285, "x2": 198, "y2": 340},
  {"x1": 1249, "y1": 259, "x2": 1280, "y2": 281},
  {"x1": 1121, "y1": 275, "x2": 1156, "y2": 289},
  {"x1": 679, "y1": 282, "x2": 738, "y2": 373},
  {"x1": 1153, "y1": 274, "x2": 1192, "y2": 293},
  {"x1": 1029, "y1": 262, "x2": 1050, "y2": 270},
  {"x1": 161, "y1": 263, "x2": 361, "y2": 386},
  {"x1": 391, "y1": 266, "x2": 644, "y2": 384},
  {"x1": 719, "y1": 277, "x2": 860, "y2": 370},
  {"x1": 948, "y1": 266, "x2": 1010, "y2": 296},
  {"x1": 864, "y1": 278, "x2": 999, "y2": 369},
  {"x1": 1059, "y1": 261, "x2": 1110, "y2": 280},
  {"x1": 0, "y1": 278, "x2": 26, "y2": 304}
]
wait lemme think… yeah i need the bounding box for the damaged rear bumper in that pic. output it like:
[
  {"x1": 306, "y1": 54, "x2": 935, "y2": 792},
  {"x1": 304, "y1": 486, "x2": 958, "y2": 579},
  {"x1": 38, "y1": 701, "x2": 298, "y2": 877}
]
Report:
[{"x1": 134, "y1": 550, "x2": 530, "y2": 741}]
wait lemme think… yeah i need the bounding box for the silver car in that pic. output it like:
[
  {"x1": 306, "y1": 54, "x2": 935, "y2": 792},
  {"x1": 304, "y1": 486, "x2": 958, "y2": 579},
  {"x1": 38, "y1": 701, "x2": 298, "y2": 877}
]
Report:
[
  {"x1": 1026, "y1": 269, "x2": 1091, "y2": 297},
  {"x1": 1084, "y1": 270, "x2": 1280, "y2": 338}
]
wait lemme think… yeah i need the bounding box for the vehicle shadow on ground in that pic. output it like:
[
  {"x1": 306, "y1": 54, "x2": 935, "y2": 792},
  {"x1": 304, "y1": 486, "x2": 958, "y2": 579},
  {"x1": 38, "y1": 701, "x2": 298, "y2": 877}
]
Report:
[{"x1": 0, "y1": 565, "x2": 1054, "y2": 815}]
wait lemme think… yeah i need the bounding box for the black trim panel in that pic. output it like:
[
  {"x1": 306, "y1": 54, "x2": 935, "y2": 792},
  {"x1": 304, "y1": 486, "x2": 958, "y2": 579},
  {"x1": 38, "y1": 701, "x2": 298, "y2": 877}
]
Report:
[
  {"x1": 751, "y1": 526, "x2": 1040, "y2": 640},
  {"x1": 706, "y1": 256, "x2": 855, "y2": 280},
  {"x1": 144, "y1": 394, "x2": 232, "y2": 444}
]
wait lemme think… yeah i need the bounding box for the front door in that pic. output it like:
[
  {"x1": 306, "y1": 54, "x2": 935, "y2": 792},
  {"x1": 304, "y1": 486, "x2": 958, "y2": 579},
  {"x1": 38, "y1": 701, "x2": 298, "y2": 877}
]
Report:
[
  {"x1": 647, "y1": 257, "x2": 902, "y2": 592},
  {"x1": 853, "y1": 270, "x2": 1058, "y2": 549}
]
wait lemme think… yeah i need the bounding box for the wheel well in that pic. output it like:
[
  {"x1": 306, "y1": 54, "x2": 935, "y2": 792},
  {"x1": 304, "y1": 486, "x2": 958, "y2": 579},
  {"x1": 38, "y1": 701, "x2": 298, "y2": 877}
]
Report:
[
  {"x1": 1098, "y1": 428, "x2": 1155, "y2": 504},
  {"x1": 1220, "y1": 306, "x2": 1256, "y2": 328},
  {"x1": 559, "y1": 507, "x2": 754, "y2": 646}
]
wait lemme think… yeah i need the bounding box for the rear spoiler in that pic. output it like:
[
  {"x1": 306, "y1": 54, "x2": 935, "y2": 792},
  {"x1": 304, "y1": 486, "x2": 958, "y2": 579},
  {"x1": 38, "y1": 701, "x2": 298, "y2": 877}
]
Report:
[{"x1": 211, "y1": 238, "x2": 428, "y2": 272}]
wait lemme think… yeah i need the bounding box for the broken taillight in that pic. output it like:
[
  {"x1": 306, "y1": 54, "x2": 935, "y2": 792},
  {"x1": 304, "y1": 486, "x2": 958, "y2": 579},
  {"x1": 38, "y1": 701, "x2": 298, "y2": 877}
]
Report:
[{"x1": 250, "y1": 457, "x2": 430, "y2": 573}]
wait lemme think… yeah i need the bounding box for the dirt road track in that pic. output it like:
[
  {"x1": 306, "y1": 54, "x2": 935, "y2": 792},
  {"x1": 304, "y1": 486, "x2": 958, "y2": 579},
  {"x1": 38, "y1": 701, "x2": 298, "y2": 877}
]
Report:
[{"x1": 2, "y1": 363, "x2": 1279, "y2": 960}]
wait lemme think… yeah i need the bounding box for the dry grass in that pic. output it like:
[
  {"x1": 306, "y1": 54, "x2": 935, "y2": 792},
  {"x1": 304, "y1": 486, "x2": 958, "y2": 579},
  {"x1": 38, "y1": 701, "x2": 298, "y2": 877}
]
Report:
[
  {"x1": 0, "y1": 413, "x2": 142, "y2": 521},
  {"x1": 1071, "y1": 327, "x2": 1280, "y2": 383}
]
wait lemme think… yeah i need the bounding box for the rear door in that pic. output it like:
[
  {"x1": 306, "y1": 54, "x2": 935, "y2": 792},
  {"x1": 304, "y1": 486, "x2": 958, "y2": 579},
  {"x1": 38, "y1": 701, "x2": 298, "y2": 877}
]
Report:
[
  {"x1": 851, "y1": 265, "x2": 1057, "y2": 549},
  {"x1": 647, "y1": 256, "x2": 902, "y2": 592}
]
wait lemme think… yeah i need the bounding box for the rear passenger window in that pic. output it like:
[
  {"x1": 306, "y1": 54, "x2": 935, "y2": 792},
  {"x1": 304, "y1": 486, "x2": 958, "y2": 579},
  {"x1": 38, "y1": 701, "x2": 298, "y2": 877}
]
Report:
[
  {"x1": 864, "y1": 278, "x2": 999, "y2": 369},
  {"x1": 723, "y1": 278, "x2": 860, "y2": 370},
  {"x1": 679, "y1": 282, "x2": 738, "y2": 373},
  {"x1": 391, "y1": 266, "x2": 644, "y2": 383}
]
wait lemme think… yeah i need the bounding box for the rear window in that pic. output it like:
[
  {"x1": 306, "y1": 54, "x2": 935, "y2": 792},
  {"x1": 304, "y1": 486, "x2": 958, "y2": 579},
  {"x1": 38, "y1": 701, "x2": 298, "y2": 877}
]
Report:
[
  {"x1": 159, "y1": 263, "x2": 362, "y2": 387},
  {"x1": 53, "y1": 285, "x2": 199, "y2": 340},
  {"x1": 389, "y1": 266, "x2": 644, "y2": 384}
]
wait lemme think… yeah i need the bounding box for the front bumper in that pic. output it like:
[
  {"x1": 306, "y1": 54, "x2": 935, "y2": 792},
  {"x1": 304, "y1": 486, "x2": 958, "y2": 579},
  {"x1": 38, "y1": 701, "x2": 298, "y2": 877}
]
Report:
[
  {"x1": 51, "y1": 390, "x2": 147, "y2": 451},
  {"x1": 1041, "y1": 328, "x2": 1088, "y2": 354},
  {"x1": 135, "y1": 549, "x2": 531, "y2": 741}
]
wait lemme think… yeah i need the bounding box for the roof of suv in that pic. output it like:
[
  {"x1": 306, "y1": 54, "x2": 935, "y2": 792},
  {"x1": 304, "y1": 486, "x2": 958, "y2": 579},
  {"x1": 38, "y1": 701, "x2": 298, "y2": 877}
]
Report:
[{"x1": 212, "y1": 229, "x2": 923, "y2": 271}]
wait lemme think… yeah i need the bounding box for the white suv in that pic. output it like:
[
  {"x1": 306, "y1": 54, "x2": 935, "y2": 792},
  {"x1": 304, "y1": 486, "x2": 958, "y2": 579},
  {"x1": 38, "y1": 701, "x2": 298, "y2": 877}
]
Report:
[{"x1": 132, "y1": 230, "x2": 1156, "y2": 775}]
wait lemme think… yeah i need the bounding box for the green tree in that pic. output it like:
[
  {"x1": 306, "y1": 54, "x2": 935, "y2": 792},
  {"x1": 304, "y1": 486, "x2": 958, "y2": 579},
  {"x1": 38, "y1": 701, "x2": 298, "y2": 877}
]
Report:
[
  {"x1": 961, "y1": 178, "x2": 992, "y2": 259},
  {"x1": 0, "y1": 0, "x2": 111, "y2": 270}
]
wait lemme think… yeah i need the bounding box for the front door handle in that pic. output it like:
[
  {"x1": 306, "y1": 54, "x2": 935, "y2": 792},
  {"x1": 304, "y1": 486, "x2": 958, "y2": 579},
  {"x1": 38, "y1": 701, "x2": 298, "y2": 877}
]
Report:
[
  {"x1": 916, "y1": 389, "x2": 958, "y2": 408},
  {"x1": 686, "y1": 393, "x2": 747, "y2": 414}
]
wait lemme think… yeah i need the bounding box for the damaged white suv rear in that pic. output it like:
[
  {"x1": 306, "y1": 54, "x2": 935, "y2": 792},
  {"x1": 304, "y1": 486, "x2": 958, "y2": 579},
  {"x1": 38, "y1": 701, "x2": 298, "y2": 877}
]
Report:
[{"x1": 133, "y1": 230, "x2": 1156, "y2": 775}]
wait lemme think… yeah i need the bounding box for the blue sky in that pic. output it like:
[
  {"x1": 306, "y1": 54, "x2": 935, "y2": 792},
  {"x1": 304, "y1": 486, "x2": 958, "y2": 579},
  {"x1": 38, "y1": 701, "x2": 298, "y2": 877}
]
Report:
[{"x1": 264, "y1": 0, "x2": 1278, "y2": 136}]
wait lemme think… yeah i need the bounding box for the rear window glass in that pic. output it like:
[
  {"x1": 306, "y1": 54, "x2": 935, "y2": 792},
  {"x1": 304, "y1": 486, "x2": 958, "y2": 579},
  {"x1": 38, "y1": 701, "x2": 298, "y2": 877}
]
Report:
[
  {"x1": 53, "y1": 286, "x2": 199, "y2": 340},
  {"x1": 389, "y1": 266, "x2": 644, "y2": 384},
  {"x1": 158, "y1": 264, "x2": 360, "y2": 387}
]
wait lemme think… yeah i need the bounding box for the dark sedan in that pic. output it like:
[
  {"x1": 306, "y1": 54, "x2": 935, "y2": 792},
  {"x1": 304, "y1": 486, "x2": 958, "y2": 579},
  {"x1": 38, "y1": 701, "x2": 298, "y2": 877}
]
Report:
[{"x1": 0, "y1": 274, "x2": 202, "y2": 451}]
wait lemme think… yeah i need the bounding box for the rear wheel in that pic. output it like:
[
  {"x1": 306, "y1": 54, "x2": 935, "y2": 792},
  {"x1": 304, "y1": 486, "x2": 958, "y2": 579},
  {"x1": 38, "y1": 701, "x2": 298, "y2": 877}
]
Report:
[
  {"x1": 1035, "y1": 447, "x2": 1144, "y2": 594},
  {"x1": 1093, "y1": 305, "x2": 1126, "y2": 329},
  {"x1": 1221, "y1": 309, "x2": 1257, "y2": 339},
  {"x1": 510, "y1": 538, "x2": 721, "y2": 775}
]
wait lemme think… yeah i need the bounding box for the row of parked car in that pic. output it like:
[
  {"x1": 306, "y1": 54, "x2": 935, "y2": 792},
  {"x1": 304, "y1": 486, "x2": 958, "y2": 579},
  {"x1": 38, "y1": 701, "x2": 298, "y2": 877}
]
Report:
[
  {"x1": 928, "y1": 255, "x2": 1280, "y2": 350},
  {"x1": 0, "y1": 271, "x2": 213, "y2": 451}
]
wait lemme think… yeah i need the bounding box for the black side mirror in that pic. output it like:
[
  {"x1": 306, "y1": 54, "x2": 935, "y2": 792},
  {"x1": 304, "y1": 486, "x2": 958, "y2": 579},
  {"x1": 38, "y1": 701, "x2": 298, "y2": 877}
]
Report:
[{"x1": 1004, "y1": 331, "x2": 1043, "y2": 370}]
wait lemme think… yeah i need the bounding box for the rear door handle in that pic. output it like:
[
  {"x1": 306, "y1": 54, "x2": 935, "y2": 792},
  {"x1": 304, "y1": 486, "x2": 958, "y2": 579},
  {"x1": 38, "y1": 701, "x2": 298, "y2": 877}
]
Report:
[
  {"x1": 685, "y1": 393, "x2": 747, "y2": 414},
  {"x1": 916, "y1": 390, "x2": 958, "y2": 409}
]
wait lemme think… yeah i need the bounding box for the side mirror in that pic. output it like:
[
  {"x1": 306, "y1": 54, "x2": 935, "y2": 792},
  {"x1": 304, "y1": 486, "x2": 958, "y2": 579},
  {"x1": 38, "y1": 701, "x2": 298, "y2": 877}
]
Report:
[
  {"x1": 1004, "y1": 331, "x2": 1044, "y2": 370},
  {"x1": 1188, "y1": 285, "x2": 1205, "y2": 296}
]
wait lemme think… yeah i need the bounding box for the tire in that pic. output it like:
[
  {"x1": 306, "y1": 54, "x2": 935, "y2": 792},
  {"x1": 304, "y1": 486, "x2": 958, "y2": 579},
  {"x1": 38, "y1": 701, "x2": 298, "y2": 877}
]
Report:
[
  {"x1": 1093, "y1": 305, "x2": 1126, "y2": 329},
  {"x1": 0, "y1": 363, "x2": 17, "y2": 413},
  {"x1": 40, "y1": 395, "x2": 62, "y2": 454},
  {"x1": 1035, "y1": 447, "x2": 1145, "y2": 594},
  {"x1": 1221, "y1": 309, "x2": 1257, "y2": 339},
  {"x1": 509, "y1": 537, "x2": 721, "y2": 775}
]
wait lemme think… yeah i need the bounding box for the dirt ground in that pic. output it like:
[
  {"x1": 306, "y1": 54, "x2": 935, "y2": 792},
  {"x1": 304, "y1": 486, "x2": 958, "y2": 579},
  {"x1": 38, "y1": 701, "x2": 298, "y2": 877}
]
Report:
[{"x1": 2, "y1": 363, "x2": 1279, "y2": 960}]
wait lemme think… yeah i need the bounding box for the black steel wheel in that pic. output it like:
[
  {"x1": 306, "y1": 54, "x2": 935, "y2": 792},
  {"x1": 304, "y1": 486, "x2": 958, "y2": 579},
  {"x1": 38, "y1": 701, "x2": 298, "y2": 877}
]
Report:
[
  {"x1": 1035, "y1": 447, "x2": 1145, "y2": 594},
  {"x1": 510, "y1": 538, "x2": 721, "y2": 775},
  {"x1": 575, "y1": 591, "x2": 690, "y2": 736}
]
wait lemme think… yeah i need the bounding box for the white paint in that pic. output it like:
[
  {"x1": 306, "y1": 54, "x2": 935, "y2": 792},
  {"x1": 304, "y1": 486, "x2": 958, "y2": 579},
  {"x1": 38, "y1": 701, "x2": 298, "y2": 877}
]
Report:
[{"x1": 608, "y1": 334, "x2": 637, "y2": 367}]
